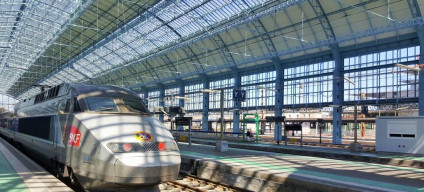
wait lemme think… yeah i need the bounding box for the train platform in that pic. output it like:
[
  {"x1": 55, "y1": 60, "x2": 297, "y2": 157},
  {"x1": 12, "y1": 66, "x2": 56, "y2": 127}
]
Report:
[
  {"x1": 0, "y1": 138, "x2": 73, "y2": 192},
  {"x1": 185, "y1": 138, "x2": 424, "y2": 169},
  {"x1": 178, "y1": 140, "x2": 424, "y2": 191}
]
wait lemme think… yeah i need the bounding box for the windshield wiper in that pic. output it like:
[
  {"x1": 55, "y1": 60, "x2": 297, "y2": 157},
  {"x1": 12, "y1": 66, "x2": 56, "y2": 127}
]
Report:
[{"x1": 96, "y1": 107, "x2": 116, "y2": 112}]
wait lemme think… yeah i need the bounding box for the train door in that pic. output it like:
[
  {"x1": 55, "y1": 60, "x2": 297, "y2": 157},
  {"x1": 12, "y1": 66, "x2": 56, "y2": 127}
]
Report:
[{"x1": 57, "y1": 98, "x2": 71, "y2": 164}]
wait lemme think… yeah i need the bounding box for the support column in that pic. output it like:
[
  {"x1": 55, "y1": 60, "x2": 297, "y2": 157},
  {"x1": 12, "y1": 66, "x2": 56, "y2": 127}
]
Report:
[
  {"x1": 202, "y1": 75, "x2": 210, "y2": 131},
  {"x1": 332, "y1": 48, "x2": 343, "y2": 144},
  {"x1": 159, "y1": 84, "x2": 165, "y2": 123},
  {"x1": 178, "y1": 80, "x2": 185, "y2": 130},
  {"x1": 418, "y1": 27, "x2": 424, "y2": 116},
  {"x1": 233, "y1": 71, "x2": 241, "y2": 133},
  {"x1": 274, "y1": 61, "x2": 283, "y2": 142},
  {"x1": 142, "y1": 87, "x2": 148, "y2": 106}
]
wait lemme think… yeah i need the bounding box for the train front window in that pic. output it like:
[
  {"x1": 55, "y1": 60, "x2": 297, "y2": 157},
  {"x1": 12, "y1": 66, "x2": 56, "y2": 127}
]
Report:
[
  {"x1": 86, "y1": 97, "x2": 119, "y2": 112},
  {"x1": 121, "y1": 98, "x2": 149, "y2": 114}
]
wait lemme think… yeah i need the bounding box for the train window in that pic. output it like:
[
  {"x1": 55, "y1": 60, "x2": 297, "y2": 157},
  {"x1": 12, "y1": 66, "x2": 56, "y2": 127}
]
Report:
[
  {"x1": 18, "y1": 116, "x2": 51, "y2": 140},
  {"x1": 121, "y1": 98, "x2": 150, "y2": 114},
  {"x1": 73, "y1": 97, "x2": 82, "y2": 112},
  {"x1": 85, "y1": 97, "x2": 119, "y2": 112}
]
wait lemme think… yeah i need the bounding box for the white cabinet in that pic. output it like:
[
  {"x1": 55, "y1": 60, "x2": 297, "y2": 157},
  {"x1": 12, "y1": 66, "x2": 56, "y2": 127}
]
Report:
[{"x1": 376, "y1": 116, "x2": 424, "y2": 154}]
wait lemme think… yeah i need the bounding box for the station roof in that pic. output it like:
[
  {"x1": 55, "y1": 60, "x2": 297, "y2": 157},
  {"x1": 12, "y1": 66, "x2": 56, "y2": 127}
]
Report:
[{"x1": 0, "y1": 0, "x2": 423, "y2": 99}]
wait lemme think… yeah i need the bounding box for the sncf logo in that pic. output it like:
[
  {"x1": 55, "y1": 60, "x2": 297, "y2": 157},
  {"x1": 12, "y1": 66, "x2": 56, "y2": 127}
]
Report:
[{"x1": 68, "y1": 126, "x2": 81, "y2": 147}]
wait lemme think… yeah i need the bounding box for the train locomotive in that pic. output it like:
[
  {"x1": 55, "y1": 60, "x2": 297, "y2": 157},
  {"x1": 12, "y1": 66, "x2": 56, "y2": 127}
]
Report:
[{"x1": 0, "y1": 83, "x2": 181, "y2": 190}]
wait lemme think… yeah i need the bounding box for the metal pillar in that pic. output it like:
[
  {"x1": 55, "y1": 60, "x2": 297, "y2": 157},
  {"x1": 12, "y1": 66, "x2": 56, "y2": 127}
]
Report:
[
  {"x1": 159, "y1": 84, "x2": 165, "y2": 123},
  {"x1": 274, "y1": 61, "x2": 283, "y2": 143},
  {"x1": 332, "y1": 48, "x2": 343, "y2": 144},
  {"x1": 142, "y1": 87, "x2": 148, "y2": 106},
  {"x1": 233, "y1": 71, "x2": 241, "y2": 133},
  {"x1": 201, "y1": 75, "x2": 210, "y2": 131},
  {"x1": 178, "y1": 81, "x2": 185, "y2": 130},
  {"x1": 220, "y1": 89, "x2": 224, "y2": 140},
  {"x1": 354, "y1": 104, "x2": 358, "y2": 143},
  {"x1": 418, "y1": 27, "x2": 424, "y2": 116}
]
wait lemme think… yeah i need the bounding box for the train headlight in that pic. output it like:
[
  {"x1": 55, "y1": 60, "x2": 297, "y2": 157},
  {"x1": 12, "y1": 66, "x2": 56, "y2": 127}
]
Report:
[
  {"x1": 108, "y1": 143, "x2": 120, "y2": 152},
  {"x1": 107, "y1": 141, "x2": 179, "y2": 152},
  {"x1": 164, "y1": 141, "x2": 179, "y2": 151},
  {"x1": 107, "y1": 143, "x2": 136, "y2": 153}
]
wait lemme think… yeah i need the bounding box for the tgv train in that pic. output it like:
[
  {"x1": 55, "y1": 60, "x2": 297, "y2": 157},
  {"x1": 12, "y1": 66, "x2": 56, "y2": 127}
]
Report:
[{"x1": 0, "y1": 83, "x2": 180, "y2": 190}]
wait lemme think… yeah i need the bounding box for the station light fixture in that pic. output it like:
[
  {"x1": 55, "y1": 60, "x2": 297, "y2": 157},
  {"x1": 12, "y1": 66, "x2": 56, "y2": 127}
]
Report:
[
  {"x1": 344, "y1": 77, "x2": 355, "y2": 85},
  {"x1": 395, "y1": 63, "x2": 421, "y2": 72},
  {"x1": 201, "y1": 89, "x2": 218, "y2": 93},
  {"x1": 174, "y1": 96, "x2": 191, "y2": 100}
]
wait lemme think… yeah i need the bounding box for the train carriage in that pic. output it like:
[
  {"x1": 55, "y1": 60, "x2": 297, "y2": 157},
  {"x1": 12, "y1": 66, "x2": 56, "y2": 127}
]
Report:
[{"x1": 0, "y1": 83, "x2": 181, "y2": 190}]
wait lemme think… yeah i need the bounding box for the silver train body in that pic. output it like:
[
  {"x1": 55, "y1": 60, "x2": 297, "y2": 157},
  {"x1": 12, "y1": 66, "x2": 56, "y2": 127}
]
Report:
[{"x1": 0, "y1": 83, "x2": 180, "y2": 190}]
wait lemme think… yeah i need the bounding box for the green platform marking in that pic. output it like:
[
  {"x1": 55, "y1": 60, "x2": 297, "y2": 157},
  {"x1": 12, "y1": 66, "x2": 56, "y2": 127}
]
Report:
[
  {"x1": 193, "y1": 138, "x2": 424, "y2": 162},
  {"x1": 189, "y1": 140, "x2": 424, "y2": 171},
  {"x1": 231, "y1": 147, "x2": 424, "y2": 173},
  {"x1": 181, "y1": 150, "x2": 424, "y2": 191},
  {"x1": 0, "y1": 150, "x2": 30, "y2": 192}
]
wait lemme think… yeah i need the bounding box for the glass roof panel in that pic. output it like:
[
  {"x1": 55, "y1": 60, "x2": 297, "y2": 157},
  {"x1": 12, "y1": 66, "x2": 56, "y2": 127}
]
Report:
[
  {"x1": 38, "y1": 0, "x2": 277, "y2": 88},
  {"x1": 93, "y1": 47, "x2": 112, "y2": 57},
  {"x1": 244, "y1": 0, "x2": 265, "y2": 7},
  {"x1": 119, "y1": 29, "x2": 140, "y2": 44},
  {"x1": 74, "y1": 60, "x2": 95, "y2": 78},
  {"x1": 133, "y1": 17, "x2": 162, "y2": 34},
  {"x1": 104, "y1": 39, "x2": 125, "y2": 53},
  {"x1": 173, "y1": 20, "x2": 202, "y2": 36},
  {"x1": 62, "y1": 67, "x2": 85, "y2": 82},
  {"x1": 0, "y1": 0, "x2": 82, "y2": 94},
  {"x1": 156, "y1": 3, "x2": 183, "y2": 22},
  {"x1": 91, "y1": 59, "x2": 111, "y2": 71},
  {"x1": 103, "y1": 53, "x2": 124, "y2": 68},
  {"x1": 114, "y1": 47, "x2": 137, "y2": 61},
  {"x1": 129, "y1": 40, "x2": 149, "y2": 54},
  {"x1": 42, "y1": 76, "x2": 62, "y2": 86},
  {"x1": 51, "y1": 71, "x2": 69, "y2": 83}
]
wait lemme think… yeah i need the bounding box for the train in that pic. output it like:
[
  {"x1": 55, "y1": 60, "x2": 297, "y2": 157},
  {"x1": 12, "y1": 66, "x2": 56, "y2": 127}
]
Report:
[{"x1": 0, "y1": 83, "x2": 181, "y2": 190}]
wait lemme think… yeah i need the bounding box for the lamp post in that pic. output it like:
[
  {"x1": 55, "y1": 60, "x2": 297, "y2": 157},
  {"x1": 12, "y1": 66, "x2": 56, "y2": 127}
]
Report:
[
  {"x1": 202, "y1": 88, "x2": 228, "y2": 152},
  {"x1": 344, "y1": 76, "x2": 362, "y2": 152}
]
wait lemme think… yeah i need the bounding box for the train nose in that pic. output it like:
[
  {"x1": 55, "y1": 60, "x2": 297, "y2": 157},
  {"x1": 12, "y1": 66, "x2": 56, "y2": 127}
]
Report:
[{"x1": 114, "y1": 154, "x2": 181, "y2": 185}]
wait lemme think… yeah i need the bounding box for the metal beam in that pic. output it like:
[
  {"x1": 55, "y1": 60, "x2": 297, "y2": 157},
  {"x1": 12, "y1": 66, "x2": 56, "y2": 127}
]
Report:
[
  {"x1": 95, "y1": 0, "x2": 309, "y2": 82},
  {"x1": 12, "y1": 0, "x2": 96, "y2": 97},
  {"x1": 406, "y1": 0, "x2": 424, "y2": 115},
  {"x1": 131, "y1": 17, "x2": 424, "y2": 88},
  {"x1": 26, "y1": 0, "x2": 176, "y2": 96},
  {"x1": 308, "y1": 0, "x2": 336, "y2": 41}
]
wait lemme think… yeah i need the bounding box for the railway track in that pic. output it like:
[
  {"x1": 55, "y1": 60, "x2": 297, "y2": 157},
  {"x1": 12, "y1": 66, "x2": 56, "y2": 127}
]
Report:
[{"x1": 160, "y1": 174, "x2": 241, "y2": 192}]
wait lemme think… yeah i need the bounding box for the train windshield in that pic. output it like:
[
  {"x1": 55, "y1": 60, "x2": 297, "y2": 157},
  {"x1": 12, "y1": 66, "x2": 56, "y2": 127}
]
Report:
[
  {"x1": 120, "y1": 98, "x2": 149, "y2": 114},
  {"x1": 86, "y1": 97, "x2": 119, "y2": 112},
  {"x1": 85, "y1": 97, "x2": 149, "y2": 114}
]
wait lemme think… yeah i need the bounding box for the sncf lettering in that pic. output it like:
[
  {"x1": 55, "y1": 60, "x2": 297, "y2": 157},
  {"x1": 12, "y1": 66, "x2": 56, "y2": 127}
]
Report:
[{"x1": 68, "y1": 126, "x2": 81, "y2": 146}]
